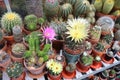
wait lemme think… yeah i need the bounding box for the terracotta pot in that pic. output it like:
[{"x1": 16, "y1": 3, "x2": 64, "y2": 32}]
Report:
[
  {"x1": 76, "y1": 61, "x2": 90, "y2": 73},
  {"x1": 101, "y1": 29, "x2": 114, "y2": 36},
  {"x1": 48, "y1": 73, "x2": 62, "y2": 80},
  {"x1": 92, "y1": 47, "x2": 105, "y2": 57},
  {"x1": 62, "y1": 68, "x2": 76, "y2": 79},
  {"x1": 101, "y1": 54, "x2": 114, "y2": 64},
  {"x1": 24, "y1": 60, "x2": 46, "y2": 75},
  {"x1": 90, "y1": 61, "x2": 102, "y2": 70},
  {"x1": 0, "y1": 41, "x2": 7, "y2": 51},
  {"x1": 52, "y1": 40, "x2": 64, "y2": 53},
  {"x1": 86, "y1": 49, "x2": 92, "y2": 55},
  {"x1": 3, "y1": 35, "x2": 15, "y2": 45},
  {"x1": 109, "y1": 74, "x2": 116, "y2": 79},
  {"x1": 96, "y1": 12, "x2": 117, "y2": 20},
  {"x1": 11, "y1": 72, "x2": 25, "y2": 80}
]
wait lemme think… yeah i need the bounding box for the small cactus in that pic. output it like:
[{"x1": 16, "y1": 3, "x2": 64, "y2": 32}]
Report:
[
  {"x1": 115, "y1": 30, "x2": 120, "y2": 41},
  {"x1": 1, "y1": 12, "x2": 22, "y2": 34},
  {"x1": 95, "y1": 42, "x2": 105, "y2": 52},
  {"x1": 94, "y1": 0, "x2": 103, "y2": 12},
  {"x1": 12, "y1": 43, "x2": 26, "y2": 58},
  {"x1": 0, "y1": 51, "x2": 9, "y2": 62},
  {"x1": 102, "y1": 0, "x2": 115, "y2": 14},
  {"x1": 112, "y1": 10, "x2": 120, "y2": 16},
  {"x1": 85, "y1": 41, "x2": 92, "y2": 50},
  {"x1": 6, "y1": 62, "x2": 23, "y2": 78},
  {"x1": 24, "y1": 14, "x2": 38, "y2": 31},
  {"x1": 66, "y1": 63, "x2": 76, "y2": 72},
  {"x1": 95, "y1": 56, "x2": 101, "y2": 61},
  {"x1": 59, "y1": 3, "x2": 73, "y2": 18},
  {"x1": 114, "y1": 0, "x2": 120, "y2": 9},
  {"x1": 0, "y1": 29, "x2": 3, "y2": 42},
  {"x1": 38, "y1": 57, "x2": 44, "y2": 66},
  {"x1": 66, "y1": 0, "x2": 76, "y2": 5}
]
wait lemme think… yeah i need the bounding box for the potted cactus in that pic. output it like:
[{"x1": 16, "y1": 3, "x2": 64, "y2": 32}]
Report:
[
  {"x1": 92, "y1": 42, "x2": 105, "y2": 57},
  {"x1": 101, "y1": 51, "x2": 114, "y2": 64},
  {"x1": 76, "y1": 52, "x2": 93, "y2": 73},
  {"x1": 23, "y1": 31, "x2": 50, "y2": 78},
  {"x1": 109, "y1": 69, "x2": 116, "y2": 79},
  {"x1": 96, "y1": 16, "x2": 115, "y2": 35},
  {"x1": 1, "y1": 12, "x2": 22, "y2": 44},
  {"x1": 89, "y1": 25, "x2": 101, "y2": 44},
  {"x1": 55, "y1": 55, "x2": 66, "y2": 67},
  {"x1": 11, "y1": 43, "x2": 26, "y2": 62},
  {"x1": 46, "y1": 59, "x2": 63, "y2": 80},
  {"x1": 62, "y1": 63, "x2": 76, "y2": 79},
  {"x1": 63, "y1": 18, "x2": 90, "y2": 63},
  {"x1": 85, "y1": 41, "x2": 92, "y2": 54},
  {"x1": 23, "y1": 14, "x2": 39, "y2": 34},
  {"x1": 99, "y1": 70, "x2": 109, "y2": 80},
  {"x1": 0, "y1": 51, "x2": 11, "y2": 71},
  {"x1": 90, "y1": 56, "x2": 102, "y2": 70},
  {"x1": 6, "y1": 62, "x2": 25, "y2": 80}
]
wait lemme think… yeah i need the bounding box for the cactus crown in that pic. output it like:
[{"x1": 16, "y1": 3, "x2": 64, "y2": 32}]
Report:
[
  {"x1": 85, "y1": 41, "x2": 92, "y2": 50},
  {"x1": 6, "y1": 62, "x2": 23, "y2": 78},
  {"x1": 24, "y1": 14, "x2": 38, "y2": 31},
  {"x1": 1, "y1": 12, "x2": 22, "y2": 35},
  {"x1": 12, "y1": 43, "x2": 26, "y2": 57},
  {"x1": 110, "y1": 69, "x2": 116, "y2": 75},
  {"x1": 95, "y1": 42, "x2": 105, "y2": 52},
  {"x1": 95, "y1": 56, "x2": 101, "y2": 61},
  {"x1": 81, "y1": 53, "x2": 93, "y2": 66}
]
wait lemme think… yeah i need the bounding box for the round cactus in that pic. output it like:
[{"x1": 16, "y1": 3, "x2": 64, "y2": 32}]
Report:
[
  {"x1": 44, "y1": 0, "x2": 60, "y2": 17},
  {"x1": 59, "y1": 3, "x2": 73, "y2": 18},
  {"x1": 66, "y1": 0, "x2": 76, "y2": 5},
  {"x1": 6, "y1": 62, "x2": 23, "y2": 78},
  {"x1": 94, "y1": 0, "x2": 103, "y2": 12},
  {"x1": 24, "y1": 14, "x2": 38, "y2": 31},
  {"x1": 1, "y1": 12, "x2": 22, "y2": 34},
  {"x1": 74, "y1": 0, "x2": 90, "y2": 17}
]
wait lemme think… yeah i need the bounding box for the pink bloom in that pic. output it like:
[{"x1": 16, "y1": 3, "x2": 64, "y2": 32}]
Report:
[{"x1": 43, "y1": 27, "x2": 56, "y2": 40}]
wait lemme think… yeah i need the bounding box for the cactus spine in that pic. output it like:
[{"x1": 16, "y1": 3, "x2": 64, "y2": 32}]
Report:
[{"x1": 102, "y1": 0, "x2": 115, "y2": 14}]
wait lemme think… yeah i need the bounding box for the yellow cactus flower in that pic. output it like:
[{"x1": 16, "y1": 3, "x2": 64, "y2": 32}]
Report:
[
  {"x1": 46, "y1": 59, "x2": 55, "y2": 70},
  {"x1": 52, "y1": 62, "x2": 63, "y2": 74},
  {"x1": 4, "y1": 12, "x2": 18, "y2": 20}
]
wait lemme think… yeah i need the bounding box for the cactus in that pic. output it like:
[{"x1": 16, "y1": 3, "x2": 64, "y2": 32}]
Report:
[
  {"x1": 66, "y1": 63, "x2": 76, "y2": 72},
  {"x1": 44, "y1": 0, "x2": 60, "y2": 17},
  {"x1": 103, "y1": 34, "x2": 113, "y2": 44},
  {"x1": 93, "y1": 0, "x2": 103, "y2": 12},
  {"x1": 12, "y1": 43, "x2": 26, "y2": 58},
  {"x1": 115, "y1": 30, "x2": 120, "y2": 41},
  {"x1": 6, "y1": 62, "x2": 23, "y2": 78},
  {"x1": 90, "y1": 25, "x2": 101, "y2": 40},
  {"x1": 85, "y1": 41, "x2": 92, "y2": 50},
  {"x1": 37, "y1": 17, "x2": 45, "y2": 26},
  {"x1": 81, "y1": 53, "x2": 93, "y2": 66},
  {"x1": 59, "y1": 3, "x2": 73, "y2": 18},
  {"x1": 112, "y1": 10, "x2": 120, "y2": 16},
  {"x1": 24, "y1": 14, "x2": 38, "y2": 31},
  {"x1": 95, "y1": 56, "x2": 101, "y2": 61},
  {"x1": 1, "y1": 12, "x2": 22, "y2": 35},
  {"x1": 102, "y1": 0, "x2": 114, "y2": 14},
  {"x1": 74, "y1": 0, "x2": 90, "y2": 17},
  {"x1": 0, "y1": 51, "x2": 9, "y2": 62},
  {"x1": 95, "y1": 42, "x2": 105, "y2": 52},
  {"x1": 0, "y1": 29, "x2": 3, "y2": 42},
  {"x1": 66, "y1": 0, "x2": 76, "y2": 5},
  {"x1": 38, "y1": 57, "x2": 44, "y2": 66},
  {"x1": 114, "y1": 0, "x2": 120, "y2": 9}
]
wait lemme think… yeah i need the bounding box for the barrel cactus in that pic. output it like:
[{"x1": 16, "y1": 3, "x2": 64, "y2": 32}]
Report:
[
  {"x1": 24, "y1": 14, "x2": 38, "y2": 31},
  {"x1": 112, "y1": 10, "x2": 120, "y2": 16},
  {"x1": 94, "y1": 0, "x2": 103, "y2": 12},
  {"x1": 66, "y1": 0, "x2": 76, "y2": 5},
  {"x1": 12, "y1": 43, "x2": 26, "y2": 58},
  {"x1": 102, "y1": 0, "x2": 115, "y2": 14},
  {"x1": 74, "y1": 0, "x2": 90, "y2": 17},
  {"x1": 6, "y1": 62, "x2": 23, "y2": 78},
  {"x1": 114, "y1": 0, "x2": 120, "y2": 10},
  {"x1": 44, "y1": 0, "x2": 60, "y2": 18},
  {"x1": 59, "y1": 3, "x2": 73, "y2": 18},
  {"x1": 1, "y1": 12, "x2": 22, "y2": 35}
]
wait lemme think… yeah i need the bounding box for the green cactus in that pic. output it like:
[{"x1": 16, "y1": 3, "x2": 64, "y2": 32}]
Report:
[
  {"x1": 6, "y1": 62, "x2": 23, "y2": 78},
  {"x1": 112, "y1": 10, "x2": 120, "y2": 16},
  {"x1": 66, "y1": 63, "x2": 76, "y2": 72},
  {"x1": 81, "y1": 54, "x2": 93, "y2": 66},
  {"x1": 1, "y1": 12, "x2": 22, "y2": 35},
  {"x1": 38, "y1": 57, "x2": 44, "y2": 66},
  {"x1": 74, "y1": 0, "x2": 90, "y2": 17},
  {"x1": 0, "y1": 29, "x2": 3, "y2": 42},
  {"x1": 66, "y1": 0, "x2": 76, "y2": 5},
  {"x1": 12, "y1": 43, "x2": 26, "y2": 58},
  {"x1": 59, "y1": 3, "x2": 73, "y2": 18},
  {"x1": 95, "y1": 42, "x2": 105, "y2": 52},
  {"x1": 103, "y1": 34, "x2": 113, "y2": 44},
  {"x1": 37, "y1": 17, "x2": 45, "y2": 25},
  {"x1": 24, "y1": 14, "x2": 38, "y2": 31},
  {"x1": 94, "y1": 0, "x2": 103, "y2": 12},
  {"x1": 114, "y1": 0, "x2": 120, "y2": 9},
  {"x1": 90, "y1": 25, "x2": 101, "y2": 40},
  {"x1": 44, "y1": 0, "x2": 60, "y2": 17},
  {"x1": 102, "y1": 0, "x2": 115, "y2": 14}
]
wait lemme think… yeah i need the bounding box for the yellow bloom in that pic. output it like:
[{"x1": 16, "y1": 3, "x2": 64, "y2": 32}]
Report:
[
  {"x1": 52, "y1": 62, "x2": 63, "y2": 74},
  {"x1": 46, "y1": 59, "x2": 55, "y2": 70},
  {"x1": 4, "y1": 12, "x2": 18, "y2": 20},
  {"x1": 66, "y1": 18, "x2": 89, "y2": 43}
]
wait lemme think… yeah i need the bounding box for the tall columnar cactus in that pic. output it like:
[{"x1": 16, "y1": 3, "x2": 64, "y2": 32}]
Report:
[
  {"x1": 1, "y1": 12, "x2": 22, "y2": 34},
  {"x1": 66, "y1": 0, "x2": 76, "y2": 5},
  {"x1": 94, "y1": 0, "x2": 103, "y2": 12},
  {"x1": 74, "y1": 0, "x2": 90, "y2": 17},
  {"x1": 59, "y1": 3, "x2": 73, "y2": 18},
  {"x1": 102, "y1": 0, "x2": 115, "y2": 14},
  {"x1": 114, "y1": 0, "x2": 120, "y2": 9},
  {"x1": 44, "y1": 0, "x2": 60, "y2": 17},
  {"x1": 24, "y1": 14, "x2": 38, "y2": 31},
  {"x1": 6, "y1": 62, "x2": 23, "y2": 78}
]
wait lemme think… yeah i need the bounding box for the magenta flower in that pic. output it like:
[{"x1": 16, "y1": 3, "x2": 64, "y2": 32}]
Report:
[{"x1": 43, "y1": 27, "x2": 56, "y2": 40}]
